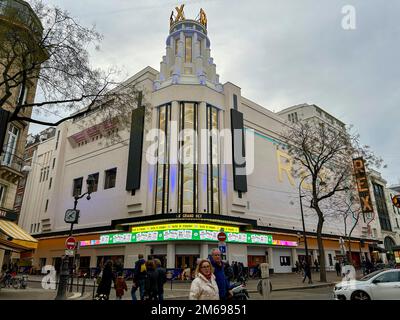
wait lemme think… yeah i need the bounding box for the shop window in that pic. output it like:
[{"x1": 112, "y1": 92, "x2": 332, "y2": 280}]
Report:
[{"x1": 280, "y1": 256, "x2": 291, "y2": 266}]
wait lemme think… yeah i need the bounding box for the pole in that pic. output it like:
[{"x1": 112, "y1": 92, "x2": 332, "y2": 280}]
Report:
[{"x1": 299, "y1": 176, "x2": 311, "y2": 282}]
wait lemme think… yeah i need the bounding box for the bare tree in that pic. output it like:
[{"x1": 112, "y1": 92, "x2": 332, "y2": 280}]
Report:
[
  {"x1": 0, "y1": 0, "x2": 140, "y2": 129},
  {"x1": 283, "y1": 120, "x2": 382, "y2": 282}
]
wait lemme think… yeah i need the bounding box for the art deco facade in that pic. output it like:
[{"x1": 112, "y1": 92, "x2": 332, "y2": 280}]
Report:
[{"x1": 19, "y1": 8, "x2": 397, "y2": 275}]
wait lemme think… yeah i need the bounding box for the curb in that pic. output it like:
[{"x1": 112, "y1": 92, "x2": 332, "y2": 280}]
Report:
[{"x1": 249, "y1": 282, "x2": 336, "y2": 293}]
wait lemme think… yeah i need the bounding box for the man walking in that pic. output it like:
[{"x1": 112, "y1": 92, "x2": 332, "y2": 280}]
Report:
[
  {"x1": 132, "y1": 254, "x2": 147, "y2": 300},
  {"x1": 302, "y1": 262, "x2": 312, "y2": 284},
  {"x1": 154, "y1": 259, "x2": 166, "y2": 301},
  {"x1": 209, "y1": 248, "x2": 231, "y2": 300}
]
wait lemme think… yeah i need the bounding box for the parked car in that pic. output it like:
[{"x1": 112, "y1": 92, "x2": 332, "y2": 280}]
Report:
[{"x1": 333, "y1": 269, "x2": 400, "y2": 300}]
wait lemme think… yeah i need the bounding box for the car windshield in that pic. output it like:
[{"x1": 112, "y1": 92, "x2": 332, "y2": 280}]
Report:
[{"x1": 359, "y1": 269, "x2": 386, "y2": 281}]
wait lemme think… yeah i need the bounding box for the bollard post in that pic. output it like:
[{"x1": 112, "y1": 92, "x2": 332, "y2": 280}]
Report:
[
  {"x1": 260, "y1": 263, "x2": 271, "y2": 300},
  {"x1": 76, "y1": 276, "x2": 79, "y2": 292},
  {"x1": 92, "y1": 279, "x2": 96, "y2": 299},
  {"x1": 81, "y1": 275, "x2": 86, "y2": 296}
]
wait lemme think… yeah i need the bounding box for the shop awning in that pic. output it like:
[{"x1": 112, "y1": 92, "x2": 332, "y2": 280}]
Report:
[
  {"x1": 0, "y1": 237, "x2": 30, "y2": 252},
  {"x1": 0, "y1": 220, "x2": 38, "y2": 249}
]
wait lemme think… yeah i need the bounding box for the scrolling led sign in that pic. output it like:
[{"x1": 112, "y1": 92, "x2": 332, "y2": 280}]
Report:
[{"x1": 353, "y1": 157, "x2": 373, "y2": 213}]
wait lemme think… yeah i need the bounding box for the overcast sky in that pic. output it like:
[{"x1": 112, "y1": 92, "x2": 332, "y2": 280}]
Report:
[{"x1": 29, "y1": 0, "x2": 400, "y2": 186}]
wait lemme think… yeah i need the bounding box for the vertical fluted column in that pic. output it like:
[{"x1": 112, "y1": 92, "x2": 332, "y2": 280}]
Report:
[
  {"x1": 198, "y1": 102, "x2": 208, "y2": 213},
  {"x1": 168, "y1": 101, "x2": 179, "y2": 213}
]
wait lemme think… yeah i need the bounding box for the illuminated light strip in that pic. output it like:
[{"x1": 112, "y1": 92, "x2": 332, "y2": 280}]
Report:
[
  {"x1": 131, "y1": 223, "x2": 239, "y2": 233},
  {"x1": 79, "y1": 231, "x2": 297, "y2": 247}
]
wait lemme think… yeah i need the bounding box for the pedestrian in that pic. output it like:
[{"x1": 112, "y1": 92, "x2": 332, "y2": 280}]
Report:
[
  {"x1": 132, "y1": 254, "x2": 147, "y2": 300},
  {"x1": 143, "y1": 260, "x2": 159, "y2": 300},
  {"x1": 361, "y1": 258, "x2": 366, "y2": 275},
  {"x1": 115, "y1": 272, "x2": 128, "y2": 300},
  {"x1": 314, "y1": 259, "x2": 319, "y2": 272},
  {"x1": 209, "y1": 248, "x2": 231, "y2": 300},
  {"x1": 189, "y1": 259, "x2": 219, "y2": 300},
  {"x1": 224, "y1": 261, "x2": 234, "y2": 282},
  {"x1": 154, "y1": 259, "x2": 166, "y2": 301},
  {"x1": 302, "y1": 262, "x2": 313, "y2": 284},
  {"x1": 335, "y1": 261, "x2": 341, "y2": 276},
  {"x1": 95, "y1": 260, "x2": 115, "y2": 300}
]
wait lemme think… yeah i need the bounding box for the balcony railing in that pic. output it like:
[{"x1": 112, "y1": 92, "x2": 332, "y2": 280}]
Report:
[{"x1": 0, "y1": 0, "x2": 43, "y2": 37}]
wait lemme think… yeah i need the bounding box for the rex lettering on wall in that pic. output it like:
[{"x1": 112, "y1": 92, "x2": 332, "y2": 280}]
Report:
[{"x1": 352, "y1": 157, "x2": 373, "y2": 213}]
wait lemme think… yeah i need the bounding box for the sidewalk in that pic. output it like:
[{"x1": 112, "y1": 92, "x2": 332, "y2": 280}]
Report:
[{"x1": 24, "y1": 271, "x2": 358, "y2": 300}]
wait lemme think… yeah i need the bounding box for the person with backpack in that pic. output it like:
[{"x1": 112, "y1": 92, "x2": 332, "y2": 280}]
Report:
[
  {"x1": 132, "y1": 254, "x2": 147, "y2": 300},
  {"x1": 144, "y1": 260, "x2": 159, "y2": 300}
]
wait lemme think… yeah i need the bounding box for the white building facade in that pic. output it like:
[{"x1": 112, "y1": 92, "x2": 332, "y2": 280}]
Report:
[{"x1": 19, "y1": 10, "x2": 390, "y2": 275}]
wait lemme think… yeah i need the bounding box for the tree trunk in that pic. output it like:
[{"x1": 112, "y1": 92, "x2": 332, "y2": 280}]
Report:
[
  {"x1": 316, "y1": 206, "x2": 327, "y2": 282},
  {"x1": 347, "y1": 237, "x2": 353, "y2": 264}
]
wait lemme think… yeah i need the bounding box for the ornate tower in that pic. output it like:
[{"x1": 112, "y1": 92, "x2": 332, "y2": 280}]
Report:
[{"x1": 154, "y1": 6, "x2": 223, "y2": 92}]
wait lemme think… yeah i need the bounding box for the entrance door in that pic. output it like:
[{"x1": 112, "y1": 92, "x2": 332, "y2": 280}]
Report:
[{"x1": 175, "y1": 255, "x2": 199, "y2": 270}]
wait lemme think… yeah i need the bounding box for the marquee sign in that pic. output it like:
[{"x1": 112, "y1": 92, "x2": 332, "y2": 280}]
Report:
[
  {"x1": 79, "y1": 230, "x2": 297, "y2": 247},
  {"x1": 353, "y1": 157, "x2": 374, "y2": 213},
  {"x1": 131, "y1": 223, "x2": 239, "y2": 233}
]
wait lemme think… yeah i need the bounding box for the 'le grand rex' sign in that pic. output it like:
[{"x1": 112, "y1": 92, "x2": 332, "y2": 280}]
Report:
[{"x1": 352, "y1": 157, "x2": 373, "y2": 214}]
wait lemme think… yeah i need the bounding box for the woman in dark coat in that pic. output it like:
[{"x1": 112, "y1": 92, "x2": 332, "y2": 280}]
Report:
[
  {"x1": 96, "y1": 260, "x2": 115, "y2": 300},
  {"x1": 144, "y1": 260, "x2": 159, "y2": 300}
]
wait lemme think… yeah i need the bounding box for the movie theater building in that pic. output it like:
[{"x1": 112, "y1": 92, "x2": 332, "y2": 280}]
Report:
[{"x1": 22, "y1": 9, "x2": 379, "y2": 274}]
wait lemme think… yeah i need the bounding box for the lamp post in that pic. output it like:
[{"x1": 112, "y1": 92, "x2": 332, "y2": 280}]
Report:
[
  {"x1": 55, "y1": 176, "x2": 95, "y2": 300},
  {"x1": 299, "y1": 175, "x2": 311, "y2": 272}
]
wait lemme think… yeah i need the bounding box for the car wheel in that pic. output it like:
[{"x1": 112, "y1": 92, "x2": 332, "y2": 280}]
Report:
[{"x1": 351, "y1": 291, "x2": 370, "y2": 301}]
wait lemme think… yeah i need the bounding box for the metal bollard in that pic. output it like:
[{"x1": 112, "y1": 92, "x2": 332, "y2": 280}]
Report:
[
  {"x1": 92, "y1": 279, "x2": 96, "y2": 299},
  {"x1": 81, "y1": 275, "x2": 86, "y2": 295},
  {"x1": 76, "y1": 277, "x2": 79, "y2": 292},
  {"x1": 69, "y1": 276, "x2": 73, "y2": 293}
]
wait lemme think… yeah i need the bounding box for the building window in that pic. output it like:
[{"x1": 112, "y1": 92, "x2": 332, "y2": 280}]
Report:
[
  {"x1": 2, "y1": 124, "x2": 19, "y2": 166},
  {"x1": 17, "y1": 85, "x2": 28, "y2": 105},
  {"x1": 104, "y1": 168, "x2": 117, "y2": 189},
  {"x1": 52, "y1": 158, "x2": 56, "y2": 169},
  {"x1": 207, "y1": 105, "x2": 220, "y2": 214},
  {"x1": 73, "y1": 177, "x2": 83, "y2": 196},
  {"x1": 372, "y1": 183, "x2": 392, "y2": 231},
  {"x1": 55, "y1": 131, "x2": 60, "y2": 150},
  {"x1": 0, "y1": 184, "x2": 6, "y2": 206},
  {"x1": 49, "y1": 178, "x2": 52, "y2": 189},
  {"x1": 88, "y1": 173, "x2": 99, "y2": 192},
  {"x1": 45, "y1": 200, "x2": 49, "y2": 212},
  {"x1": 185, "y1": 36, "x2": 192, "y2": 63},
  {"x1": 396, "y1": 218, "x2": 399, "y2": 229},
  {"x1": 178, "y1": 102, "x2": 197, "y2": 213},
  {"x1": 155, "y1": 104, "x2": 171, "y2": 214},
  {"x1": 45, "y1": 166, "x2": 50, "y2": 181},
  {"x1": 175, "y1": 38, "x2": 179, "y2": 56},
  {"x1": 328, "y1": 254, "x2": 333, "y2": 266}
]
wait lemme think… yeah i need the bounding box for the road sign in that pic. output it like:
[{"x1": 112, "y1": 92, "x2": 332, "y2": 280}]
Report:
[
  {"x1": 217, "y1": 232, "x2": 226, "y2": 242},
  {"x1": 65, "y1": 237, "x2": 76, "y2": 250},
  {"x1": 65, "y1": 249, "x2": 75, "y2": 256},
  {"x1": 218, "y1": 244, "x2": 226, "y2": 254},
  {"x1": 393, "y1": 195, "x2": 400, "y2": 208}
]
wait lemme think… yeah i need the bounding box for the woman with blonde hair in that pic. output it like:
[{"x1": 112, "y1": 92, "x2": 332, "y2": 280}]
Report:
[{"x1": 189, "y1": 259, "x2": 219, "y2": 300}]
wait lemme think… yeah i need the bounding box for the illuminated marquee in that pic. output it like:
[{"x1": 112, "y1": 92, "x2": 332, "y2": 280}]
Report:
[
  {"x1": 79, "y1": 230, "x2": 297, "y2": 247},
  {"x1": 131, "y1": 223, "x2": 239, "y2": 233}
]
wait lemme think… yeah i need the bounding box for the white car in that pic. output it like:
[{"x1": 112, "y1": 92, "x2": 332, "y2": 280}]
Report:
[{"x1": 333, "y1": 269, "x2": 400, "y2": 300}]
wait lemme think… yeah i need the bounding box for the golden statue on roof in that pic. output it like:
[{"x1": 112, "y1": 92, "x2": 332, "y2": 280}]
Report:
[{"x1": 199, "y1": 8, "x2": 207, "y2": 28}]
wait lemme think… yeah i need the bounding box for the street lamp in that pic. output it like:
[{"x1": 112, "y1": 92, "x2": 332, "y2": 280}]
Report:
[
  {"x1": 298, "y1": 175, "x2": 311, "y2": 270},
  {"x1": 55, "y1": 176, "x2": 95, "y2": 300}
]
